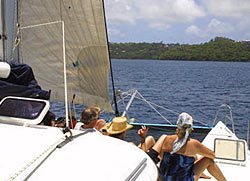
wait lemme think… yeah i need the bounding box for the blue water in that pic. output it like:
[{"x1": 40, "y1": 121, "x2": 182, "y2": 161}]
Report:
[{"x1": 51, "y1": 59, "x2": 250, "y2": 142}]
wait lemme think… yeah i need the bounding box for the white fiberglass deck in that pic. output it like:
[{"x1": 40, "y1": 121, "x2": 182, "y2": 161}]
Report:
[
  {"x1": 0, "y1": 123, "x2": 158, "y2": 181},
  {"x1": 199, "y1": 121, "x2": 250, "y2": 180}
]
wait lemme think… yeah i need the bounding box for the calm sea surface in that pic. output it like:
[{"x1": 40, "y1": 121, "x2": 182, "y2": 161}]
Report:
[{"x1": 51, "y1": 59, "x2": 250, "y2": 143}]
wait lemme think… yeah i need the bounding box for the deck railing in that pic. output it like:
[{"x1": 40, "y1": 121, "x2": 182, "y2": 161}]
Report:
[{"x1": 212, "y1": 104, "x2": 235, "y2": 133}]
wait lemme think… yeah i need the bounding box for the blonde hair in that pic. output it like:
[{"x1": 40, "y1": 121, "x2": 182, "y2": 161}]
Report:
[
  {"x1": 176, "y1": 127, "x2": 186, "y2": 138},
  {"x1": 90, "y1": 105, "x2": 101, "y2": 116}
]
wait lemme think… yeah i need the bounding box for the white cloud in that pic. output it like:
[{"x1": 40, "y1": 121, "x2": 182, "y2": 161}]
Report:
[
  {"x1": 186, "y1": 25, "x2": 200, "y2": 35},
  {"x1": 105, "y1": 0, "x2": 205, "y2": 30},
  {"x1": 108, "y1": 28, "x2": 126, "y2": 37},
  {"x1": 105, "y1": 0, "x2": 137, "y2": 25},
  {"x1": 149, "y1": 22, "x2": 171, "y2": 31},
  {"x1": 201, "y1": 0, "x2": 250, "y2": 19},
  {"x1": 185, "y1": 25, "x2": 206, "y2": 37},
  {"x1": 207, "y1": 18, "x2": 234, "y2": 33},
  {"x1": 185, "y1": 18, "x2": 234, "y2": 38}
]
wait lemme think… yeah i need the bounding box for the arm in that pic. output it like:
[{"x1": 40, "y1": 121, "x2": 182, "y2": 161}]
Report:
[
  {"x1": 95, "y1": 119, "x2": 106, "y2": 131},
  {"x1": 137, "y1": 126, "x2": 149, "y2": 152},
  {"x1": 194, "y1": 140, "x2": 215, "y2": 159}
]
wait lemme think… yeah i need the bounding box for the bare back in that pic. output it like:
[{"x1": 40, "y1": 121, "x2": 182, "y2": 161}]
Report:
[{"x1": 161, "y1": 135, "x2": 215, "y2": 159}]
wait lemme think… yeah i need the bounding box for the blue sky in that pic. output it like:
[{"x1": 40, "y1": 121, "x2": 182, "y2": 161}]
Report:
[{"x1": 104, "y1": 0, "x2": 250, "y2": 44}]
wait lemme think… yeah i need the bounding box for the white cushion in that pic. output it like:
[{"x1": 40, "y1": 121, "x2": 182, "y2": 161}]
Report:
[{"x1": 0, "y1": 62, "x2": 10, "y2": 78}]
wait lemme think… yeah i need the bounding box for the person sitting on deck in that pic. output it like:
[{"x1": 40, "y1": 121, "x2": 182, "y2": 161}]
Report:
[
  {"x1": 104, "y1": 116, "x2": 155, "y2": 152},
  {"x1": 54, "y1": 116, "x2": 67, "y2": 128},
  {"x1": 89, "y1": 105, "x2": 107, "y2": 131},
  {"x1": 74, "y1": 106, "x2": 103, "y2": 131},
  {"x1": 39, "y1": 111, "x2": 68, "y2": 128},
  {"x1": 147, "y1": 112, "x2": 226, "y2": 181},
  {"x1": 39, "y1": 111, "x2": 56, "y2": 126}
]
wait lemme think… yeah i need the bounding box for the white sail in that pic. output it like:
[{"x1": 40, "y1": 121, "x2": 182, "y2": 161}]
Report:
[{"x1": 18, "y1": 0, "x2": 113, "y2": 112}]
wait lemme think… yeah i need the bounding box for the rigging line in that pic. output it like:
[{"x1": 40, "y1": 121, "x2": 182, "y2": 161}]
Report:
[
  {"x1": 120, "y1": 89, "x2": 136, "y2": 96},
  {"x1": 136, "y1": 91, "x2": 172, "y2": 125},
  {"x1": 111, "y1": 90, "x2": 132, "y2": 105},
  {"x1": 16, "y1": 0, "x2": 21, "y2": 62},
  {"x1": 119, "y1": 90, "x2": 211, "y2": 126},
  {"x1": 56, "y1": 128, "x2": 93, "y2": 148},
  {"x1": 212, "y1": 104, "x2": 235, "y2": 133},
  {"x1": 126, "y1": 93, "x2": 209, "y2": 126},
  {"x1": 112, "y1": 94, "x2": 130, "y2": 106},
  {"x1": 20, "y1": 21, "x2": 62, "y2": 30},
  {"x1": 11, "y1": 27, "x2": 20, "y2": 61},
  {"x1": 102, "y1": 0, "x2": 119, "y2": 116},
  {"x1": 134, "y1": 95, "x2": 179, "y2": 115},
  {"x1": 10, "y1": 0, "x2": 17, "y2": 62},
  {"x1": 115, "y1": 90, "x2": 131, "y2": 108},
  {"x1": 118, "y1": 90, "x2": 174, "y2": 123},
  {"x1": 120, "y1": 89, "x2": 177, "y2": 113},
  {"x1": 18, "y1": 0, "x2": 23, "y2": 62},
  {"x1": 121, "y1": 90, "x2": 180, "y2": 115}
]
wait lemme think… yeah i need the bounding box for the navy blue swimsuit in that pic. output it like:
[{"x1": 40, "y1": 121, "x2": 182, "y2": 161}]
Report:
[{"x1": 159, "y1": 152, "x2": 195, "y2": 181}]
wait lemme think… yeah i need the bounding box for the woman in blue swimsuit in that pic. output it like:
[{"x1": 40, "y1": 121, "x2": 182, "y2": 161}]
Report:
[{"x1": 148, "y1": 113, "x2": 226, "y2": 181}]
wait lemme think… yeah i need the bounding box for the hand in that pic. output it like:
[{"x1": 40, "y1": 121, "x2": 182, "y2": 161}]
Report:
[{"x1": 137, "y1": 125, "x2": 149, "y2": 142}]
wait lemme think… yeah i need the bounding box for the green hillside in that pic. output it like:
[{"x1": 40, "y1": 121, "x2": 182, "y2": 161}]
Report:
[{"x1": 109, "y1": 37, "x2": 250, "y2": 62}]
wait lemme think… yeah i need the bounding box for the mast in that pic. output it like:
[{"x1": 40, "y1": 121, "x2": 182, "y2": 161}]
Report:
[
  {"x1": 102, "y1": 0, "x2": 119, "y2": 116},
  {"x1": 0, "y1": 0, "x2": 6, "y2": 61},
  {"x1": 0, "y1": 0, "x2": 20, "y2": 63}
]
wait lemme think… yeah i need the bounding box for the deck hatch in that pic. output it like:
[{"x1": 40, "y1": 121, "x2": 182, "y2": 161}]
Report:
[
  {"x1": 214, "y1": 138, "x2": 246, "y2": 162},
  {"x1": 0, "y1": 98, "x2": 46, "y2": 119},
  {"x1": 0, "y1": 96, "x2": 49, "y2": 125}
]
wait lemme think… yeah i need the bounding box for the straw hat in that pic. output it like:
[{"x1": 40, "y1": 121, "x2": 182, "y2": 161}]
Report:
[
  {"x1": 107, "y1": 117, "x2": 133, "y2": 135},
  {"x1": 0, "y1": 62, "x2": 10, "y2": 78}
]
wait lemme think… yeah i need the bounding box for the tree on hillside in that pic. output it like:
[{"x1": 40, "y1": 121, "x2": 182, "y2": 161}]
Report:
[{"x1": 109, "y1": 37, "x2": 250, "y2": 62}]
